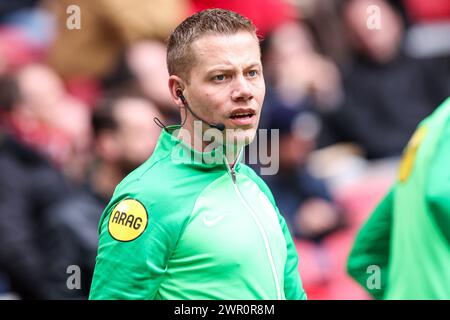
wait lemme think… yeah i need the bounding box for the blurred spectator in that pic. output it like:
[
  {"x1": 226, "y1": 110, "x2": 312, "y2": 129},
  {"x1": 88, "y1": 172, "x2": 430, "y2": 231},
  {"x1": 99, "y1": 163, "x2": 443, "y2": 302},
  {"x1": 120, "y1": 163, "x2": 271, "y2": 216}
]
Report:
[
  {"x1": 89, "y1": 92, "x2": 163, "y2": 201},
  {"x1": 126, "y1": 40, "x2": 179, "y2": 123},
  {"x1": 260, "y1": 90, "x2": 345, "y2": 242},
  {"x1": 0, "y1": 131, "x2": 72, "y2": 299},
  {"x1": 0, "y1": 75, "x2": 73, "y2": 299},
  {"x1": 253, "y1": 17, "x2": 346, "y2": 241},
  {"x1": 319, "y1": 0, "x2": 440, "y2": 159},
  {"x1": 104, "y1": 40, "x2": 180, "y2": 124},
  {"x1": 0, "y1": 90, "x2": 164, "y2": 299},
  {"x1": 263, "y1": 22, "x2": 343, "y2": 113},
  {"x1": 47, "y1": 0, "x2": 189, "y2": 80},
  {"x1": 0, "y1": 77, "x2": 95, "y2": 299},
  {"x1": 293, "y1": 0, "x2": 352, "y2": 69},
  {"x1": 1, "y1": 64, "x2": 92, "y2": 184}
]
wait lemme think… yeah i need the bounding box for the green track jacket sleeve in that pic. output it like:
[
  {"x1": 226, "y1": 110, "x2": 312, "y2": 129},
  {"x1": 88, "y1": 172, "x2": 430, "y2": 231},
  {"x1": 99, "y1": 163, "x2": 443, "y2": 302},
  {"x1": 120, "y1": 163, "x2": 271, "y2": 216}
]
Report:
[
  {"x1": 425, "y1": 118, "x2": 450, "y2": 245},
  {"x1": 347, "y1": 187, "x2": 394, "y2": 299},
  {"x1": 89, "y1": 188, "x2": 187, "y2": 300}
]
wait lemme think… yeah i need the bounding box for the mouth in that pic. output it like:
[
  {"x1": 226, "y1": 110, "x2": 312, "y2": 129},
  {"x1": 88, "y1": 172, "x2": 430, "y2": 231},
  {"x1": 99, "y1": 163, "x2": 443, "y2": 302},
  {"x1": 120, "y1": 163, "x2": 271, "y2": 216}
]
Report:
[{"x1": 229, "y1": 109, "x2": 257, "y2": 126}]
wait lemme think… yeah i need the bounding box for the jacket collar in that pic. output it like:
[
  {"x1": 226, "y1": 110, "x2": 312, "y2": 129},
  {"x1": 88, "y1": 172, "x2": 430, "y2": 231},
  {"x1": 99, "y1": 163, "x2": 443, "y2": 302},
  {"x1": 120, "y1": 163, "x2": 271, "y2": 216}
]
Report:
[{"x1": 154, "y1": 125, "x2": 243, "y2": 171}]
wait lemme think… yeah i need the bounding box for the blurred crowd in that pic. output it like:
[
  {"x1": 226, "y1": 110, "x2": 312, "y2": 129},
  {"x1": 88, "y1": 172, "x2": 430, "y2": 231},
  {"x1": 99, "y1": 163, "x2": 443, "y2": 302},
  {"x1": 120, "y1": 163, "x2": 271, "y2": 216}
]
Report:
[{"x1": 0, "y1": 0, "x2": 449, "y2": 299}]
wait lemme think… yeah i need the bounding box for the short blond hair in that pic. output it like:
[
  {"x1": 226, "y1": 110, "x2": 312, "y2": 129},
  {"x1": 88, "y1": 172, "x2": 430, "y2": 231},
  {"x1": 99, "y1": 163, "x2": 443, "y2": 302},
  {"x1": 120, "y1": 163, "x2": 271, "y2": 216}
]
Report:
[{"x1": 167, "y1": 9, "x2": 257, "y2": 81}]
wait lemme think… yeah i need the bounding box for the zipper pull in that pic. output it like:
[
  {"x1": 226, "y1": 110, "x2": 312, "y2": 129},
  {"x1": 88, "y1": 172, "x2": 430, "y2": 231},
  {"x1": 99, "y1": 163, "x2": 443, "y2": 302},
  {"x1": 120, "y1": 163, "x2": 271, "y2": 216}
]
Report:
[{"x1": 230, "y1": 167, "x2": 236, "y2": 184}]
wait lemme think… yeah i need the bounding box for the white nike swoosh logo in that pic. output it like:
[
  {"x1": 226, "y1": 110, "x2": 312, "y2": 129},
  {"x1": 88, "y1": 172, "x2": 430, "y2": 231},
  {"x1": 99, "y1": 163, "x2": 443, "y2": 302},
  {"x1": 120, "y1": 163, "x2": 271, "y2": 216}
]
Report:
[{"x1": 203, "y1": 215, "x2": 225, "y2": 227}]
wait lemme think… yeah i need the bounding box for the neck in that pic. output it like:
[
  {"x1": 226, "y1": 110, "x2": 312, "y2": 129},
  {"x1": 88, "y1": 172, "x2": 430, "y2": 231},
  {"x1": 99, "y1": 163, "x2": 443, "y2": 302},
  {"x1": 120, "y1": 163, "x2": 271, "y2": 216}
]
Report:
[
  {"x1": 176, "y1": 126, "x2": 242, "y2": 168},
  {"x1": 177, "y1": 123, "x2": 207, "y2": 152}
]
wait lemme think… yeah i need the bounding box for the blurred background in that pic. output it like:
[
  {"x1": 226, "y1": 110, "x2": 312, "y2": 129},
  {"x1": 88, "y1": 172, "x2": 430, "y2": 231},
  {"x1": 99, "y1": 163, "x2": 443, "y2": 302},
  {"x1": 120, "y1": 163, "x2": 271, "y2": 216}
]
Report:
[{"x1": 0, "y1": 0, "x2": 449, "y2": 299}]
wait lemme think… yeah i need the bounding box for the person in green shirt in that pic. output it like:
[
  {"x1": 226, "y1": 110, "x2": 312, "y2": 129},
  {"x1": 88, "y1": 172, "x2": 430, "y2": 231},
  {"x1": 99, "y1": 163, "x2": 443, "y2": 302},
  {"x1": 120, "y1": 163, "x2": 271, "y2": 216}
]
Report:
[
  {"x1": 347, "y1": 97, "x2": 450, "y2": 299},
  {"x1": 89, "y1": 9, "x2": 306, "y2": 300}
]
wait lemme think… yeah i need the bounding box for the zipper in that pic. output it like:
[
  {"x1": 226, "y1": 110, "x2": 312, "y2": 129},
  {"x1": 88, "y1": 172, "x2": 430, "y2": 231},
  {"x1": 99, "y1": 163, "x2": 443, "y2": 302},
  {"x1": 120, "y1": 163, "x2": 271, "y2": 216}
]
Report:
[
  {"x1": 224, "y1": 152, "x2": 282, "y2": 300},
  {"x1": 230, "y1": 165, "x2": 237, "y2": 183}
]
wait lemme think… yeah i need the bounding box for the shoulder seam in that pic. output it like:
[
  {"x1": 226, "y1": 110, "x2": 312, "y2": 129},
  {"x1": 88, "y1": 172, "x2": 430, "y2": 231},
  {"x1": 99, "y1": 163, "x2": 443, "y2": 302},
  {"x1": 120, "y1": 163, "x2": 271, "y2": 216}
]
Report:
[
  {"x1": 239, "y1": 167, "x2": 277, "y2": 206},
  {"x1": 136, "y1": 153, "x2": 173, "y2": 181},
  {"x1": 118, "y1": 153, "x2": 173, "y2": 192}
]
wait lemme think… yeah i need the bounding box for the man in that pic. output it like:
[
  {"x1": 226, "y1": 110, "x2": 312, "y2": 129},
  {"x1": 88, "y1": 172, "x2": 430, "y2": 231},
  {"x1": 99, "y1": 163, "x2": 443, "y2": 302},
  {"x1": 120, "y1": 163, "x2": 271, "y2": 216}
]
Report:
[
  {"x1": 347, "y1": 97, "x2": 450, "y2": 299},
  {"x1": 89, "y1": 9, "x2": 306, "y2": 300}
]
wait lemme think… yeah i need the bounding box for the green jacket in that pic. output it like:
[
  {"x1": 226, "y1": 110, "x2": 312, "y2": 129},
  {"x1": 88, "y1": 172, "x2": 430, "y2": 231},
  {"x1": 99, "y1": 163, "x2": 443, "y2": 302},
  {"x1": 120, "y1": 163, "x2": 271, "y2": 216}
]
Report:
[
  {"x1": 89, "y1": 125, "x2": 306, "y2": 300},
  {"x1": 347, "y1": 97, "x2": 450, "y2": 299}
]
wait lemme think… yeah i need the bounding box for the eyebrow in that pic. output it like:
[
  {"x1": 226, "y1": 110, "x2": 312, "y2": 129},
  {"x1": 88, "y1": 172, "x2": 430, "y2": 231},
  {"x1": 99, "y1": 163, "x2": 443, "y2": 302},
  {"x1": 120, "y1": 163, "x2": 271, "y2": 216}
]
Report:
[
  {"x1": 244, "y1": 63, "x2": 262, "y2": 70},
  {"x1": 206, "y1": 62, "x2": 262, "y2": 74}
]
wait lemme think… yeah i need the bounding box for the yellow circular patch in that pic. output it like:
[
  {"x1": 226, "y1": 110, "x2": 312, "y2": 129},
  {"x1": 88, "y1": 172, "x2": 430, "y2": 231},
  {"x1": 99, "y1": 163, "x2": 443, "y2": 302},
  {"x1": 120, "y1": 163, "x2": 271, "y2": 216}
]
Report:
[
  {"x1": 399, "y1": 126, "x2": 428, "y2": 183},
  {"x1": 108, "y1": 199, "x2": 148, "y2": 242}
]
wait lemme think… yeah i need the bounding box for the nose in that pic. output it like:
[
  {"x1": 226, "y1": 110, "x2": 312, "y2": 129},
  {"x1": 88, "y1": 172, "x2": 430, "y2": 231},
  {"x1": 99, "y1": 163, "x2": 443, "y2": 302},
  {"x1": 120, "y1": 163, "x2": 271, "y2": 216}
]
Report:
[{"x1": 231, "y1": 75, "x2": 253, "y2": 102}]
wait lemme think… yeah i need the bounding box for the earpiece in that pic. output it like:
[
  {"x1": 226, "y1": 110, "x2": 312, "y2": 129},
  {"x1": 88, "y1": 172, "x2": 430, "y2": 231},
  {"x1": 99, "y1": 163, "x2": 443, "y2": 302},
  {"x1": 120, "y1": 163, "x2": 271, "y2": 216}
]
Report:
[{"x1": 176, "y1": 89, "x2": 185, "y2": 102}]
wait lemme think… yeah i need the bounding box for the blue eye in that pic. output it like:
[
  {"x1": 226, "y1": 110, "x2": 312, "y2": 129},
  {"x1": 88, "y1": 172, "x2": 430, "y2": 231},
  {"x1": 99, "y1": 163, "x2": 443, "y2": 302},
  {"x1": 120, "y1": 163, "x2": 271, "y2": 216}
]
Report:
[
  {"x1": 248, "y1": 70, "x2": 258, "y2": 77},
  {"x1": 213, "y1": 74, "x2": 225, "y2": 81}
]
